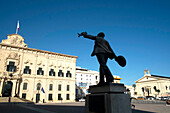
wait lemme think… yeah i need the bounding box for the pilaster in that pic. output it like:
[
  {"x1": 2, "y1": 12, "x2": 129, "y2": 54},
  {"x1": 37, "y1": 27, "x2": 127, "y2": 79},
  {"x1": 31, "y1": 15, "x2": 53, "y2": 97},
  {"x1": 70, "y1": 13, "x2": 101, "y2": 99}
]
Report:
[
  {"x1": 0, "y1": 79, "x2": 4, "y2": 96},
  {"x1": 12, "y1": 80, "x2": 17, "y2": 97}
]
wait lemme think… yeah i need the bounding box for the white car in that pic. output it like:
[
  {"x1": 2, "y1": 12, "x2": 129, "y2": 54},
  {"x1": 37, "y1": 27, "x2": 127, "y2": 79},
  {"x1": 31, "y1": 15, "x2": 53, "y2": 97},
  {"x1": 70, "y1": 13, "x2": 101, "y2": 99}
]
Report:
[{"x1": 79, "y1": 98, "x2": 85, "y2": 102}]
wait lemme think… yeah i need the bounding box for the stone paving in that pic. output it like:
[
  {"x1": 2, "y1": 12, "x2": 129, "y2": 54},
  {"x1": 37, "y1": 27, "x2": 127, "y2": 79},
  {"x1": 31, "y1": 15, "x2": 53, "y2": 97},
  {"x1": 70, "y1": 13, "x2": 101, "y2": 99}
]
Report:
[
  {"x1": 0, "y1": 102, "x2": 170, "y2": 113},
  {"x1": 133, "y1": 103, "x2": 170, "y2": 113}
]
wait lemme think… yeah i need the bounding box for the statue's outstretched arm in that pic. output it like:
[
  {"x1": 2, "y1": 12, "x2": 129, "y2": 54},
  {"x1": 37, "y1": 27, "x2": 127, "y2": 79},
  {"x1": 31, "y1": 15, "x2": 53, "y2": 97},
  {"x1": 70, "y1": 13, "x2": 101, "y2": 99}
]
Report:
[
  {"x1": 78, "y1": 32, "x2": 96, "y2": 40},
  {"x1": 83, "y1": 34, "x2": 96, "y2": 40}
]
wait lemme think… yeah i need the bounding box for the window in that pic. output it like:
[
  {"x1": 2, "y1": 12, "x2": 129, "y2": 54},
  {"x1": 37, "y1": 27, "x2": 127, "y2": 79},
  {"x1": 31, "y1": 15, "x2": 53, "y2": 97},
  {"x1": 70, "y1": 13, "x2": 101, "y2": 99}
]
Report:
[
  {"x1": 149, "y1": 88, "x2": 152, "y2": 94},
  {"x1": 48, "y1": 94, "x2": 53, "y2": 100},
  {"x1": 37, "y1": 83, "x2": 41, "y2": 90},
  {"x1": 37, "y1": 68, "x2": 44, "y2": 75},
  {"x1": 58, "y1": 94, "x2": 62, "y2": 100},
  {"x1": 66, "y1": 71, "x2": 72, "y2": 77},
  {"x1": 58, "y1": 84, "x2": 61, "y2": 91},
  {"x1": 24, "y1": 66, "x2": 31, "y2": 74},
  {"x1": 49, "y1": 69, "x2": 55, "y2": 76},
  {"x1": 49, "y1": 84, "x2": 53, "y2": 91},
  {"x1": 22, "y1": 93, "x2": 26, "y2": 99},
  {"x1": 67, "y1": 85, "x2": 69, "y2": 91},
  {"x1": 165, "y1": 86, "x2": 168, "y2": 90},
  {"x1": 66, "y1": 94, "x2": 70, "y2": 100},
  {"x1": 6, "y1": 61, "x2": 16, "y2": 72},
  {"x1": 58, "y1": 70, "x2": 64, "y2": 77},
  {"x1": 23, "y1": 83, "x2": 27, "y2": 90},
  {"x1": 96, "y1": 76, "x2": 98, "y2": 80}
]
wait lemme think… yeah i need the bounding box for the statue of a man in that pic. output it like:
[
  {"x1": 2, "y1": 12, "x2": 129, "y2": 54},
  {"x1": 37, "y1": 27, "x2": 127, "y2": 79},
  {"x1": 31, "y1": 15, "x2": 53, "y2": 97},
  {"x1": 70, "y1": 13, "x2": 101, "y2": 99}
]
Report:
[{"x1": 78, "y1": 32, "x2": 117, "y2": 84}]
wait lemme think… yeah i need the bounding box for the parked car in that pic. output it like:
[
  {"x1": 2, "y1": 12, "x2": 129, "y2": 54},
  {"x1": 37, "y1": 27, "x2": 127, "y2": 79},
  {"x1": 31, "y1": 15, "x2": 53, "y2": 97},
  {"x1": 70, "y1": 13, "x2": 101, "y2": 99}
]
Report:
[
  {"x1": 160, "y1": 96, "x2": 168, "y2": 101},
  {"x1": 146, "y1": 96, "x2": 156, "y2": 100},
  {"x1": 136, "y1": 97, "x2": 145, "y2": 100},
  {"x1": 131, "y1": 97, "x2": 136, "y2": 100},
  {"x1": 79, "y1": 98, "x2": 85, "y2": 102},
  {"x1": 157, "y1": 96, "x2": 169, "y2": 101},
  {"x1": 156, "y1": 97, "x2": 162, "y2": 100},
  {"x1": 166, "y1": 97, "x2": 170, "y2": 105}
]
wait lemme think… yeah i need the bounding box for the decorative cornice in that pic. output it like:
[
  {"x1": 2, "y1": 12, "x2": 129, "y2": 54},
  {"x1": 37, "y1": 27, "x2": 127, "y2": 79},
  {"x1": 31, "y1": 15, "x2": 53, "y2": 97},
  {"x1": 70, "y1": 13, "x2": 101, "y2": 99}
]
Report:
[{"x1": 0, "y1": 43, "x2": 78, "y2": 59}]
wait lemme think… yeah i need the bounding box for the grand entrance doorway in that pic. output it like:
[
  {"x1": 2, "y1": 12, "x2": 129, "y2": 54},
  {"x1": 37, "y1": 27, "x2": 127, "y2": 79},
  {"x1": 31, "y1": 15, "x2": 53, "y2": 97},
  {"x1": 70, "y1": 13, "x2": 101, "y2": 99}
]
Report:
[
  {"x1": 2, "y1": 81, "x2": 13, "y2": 97},
  {"x1": 36, "y1": 93, "x2": 40, "y2": 103}
]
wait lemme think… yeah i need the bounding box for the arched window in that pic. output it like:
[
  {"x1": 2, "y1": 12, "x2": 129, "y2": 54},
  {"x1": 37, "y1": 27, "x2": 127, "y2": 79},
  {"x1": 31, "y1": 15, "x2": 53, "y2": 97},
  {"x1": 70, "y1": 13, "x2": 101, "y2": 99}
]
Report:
[
  {"x1": 23, "y1": 83, "x2": 28, "y2": 90},
  {"x1": 37, "y1": 68, "x2": 44, "y2": 75},
  {"x1": 6, "y1": 61, "x2": 16, "y2": 72},
  {"x1": 58, "y1": 70, "x2": 64, "y2": 77},
  {"x1": 37, "y1": 83, "x2": 41, "y2": 90},
  {"x1": 58, "y1": 84, "x2": 62, "y2": 91},
  {"x1": 24, "y1": 66, "x2": 31, "y2": 74},
  {"x1": 49, "y1": 84, "x2": 53, "y2": 91},
  {"x1": 66, "y1": 85, "x2": 70, "y2": 91},
  {"x1": 66, "y1": 94, "x2": 70, "y2": 100},
  {"x1": 49, "y1": 69, "x2": 55, "y2": 76},
  {"x1": 66, "y1": 71, "x2": 72, "y2": 78}
]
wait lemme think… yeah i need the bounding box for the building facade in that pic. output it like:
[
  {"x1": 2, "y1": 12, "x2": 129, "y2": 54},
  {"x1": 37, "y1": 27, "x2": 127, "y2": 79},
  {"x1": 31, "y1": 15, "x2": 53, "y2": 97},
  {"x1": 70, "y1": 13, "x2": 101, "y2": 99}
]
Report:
[
  {"x1": 75, "y1": 67, "x2": 99, "y2": 98},
  {"x1": 75, "y1": 67, "x2": 122, "y2": 99},
  {"x1": 0, "y1": 34, "x2": 77, "y2": 103},
  {"x1": 135, "y1": 69, "x2": 170, "y2": 97}
]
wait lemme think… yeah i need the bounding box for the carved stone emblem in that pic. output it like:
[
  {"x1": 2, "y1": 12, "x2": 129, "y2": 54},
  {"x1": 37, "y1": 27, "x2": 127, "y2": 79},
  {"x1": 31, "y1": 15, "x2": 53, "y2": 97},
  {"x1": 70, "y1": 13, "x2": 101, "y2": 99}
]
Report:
[
  {"x1": 8, "y1": 52, "x2": 19, "y2": 59},
  {"x1": 1, "y1": 34, "x2": 27, "y2": 48}
]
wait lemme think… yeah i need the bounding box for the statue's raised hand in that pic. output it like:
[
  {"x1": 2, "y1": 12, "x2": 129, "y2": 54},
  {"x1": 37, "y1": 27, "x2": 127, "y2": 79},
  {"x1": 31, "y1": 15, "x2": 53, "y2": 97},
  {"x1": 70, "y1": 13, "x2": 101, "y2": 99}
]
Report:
[{"x1": 78, "y1": 32, "x2": 87, "y2": 37}]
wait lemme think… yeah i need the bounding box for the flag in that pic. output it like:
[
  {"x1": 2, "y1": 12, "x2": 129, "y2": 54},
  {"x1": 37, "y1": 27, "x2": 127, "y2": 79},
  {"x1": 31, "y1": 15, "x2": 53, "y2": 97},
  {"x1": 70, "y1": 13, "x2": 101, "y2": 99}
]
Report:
[
  {"x1": 41, "y1": 87, "x2": 45, "y2": 93},
  {"x1": 16, "y1": 20, "x2": 19, "y2": 34},
  {"x1": 34, "y1": 87, "x2": 36, "y2": 94}
]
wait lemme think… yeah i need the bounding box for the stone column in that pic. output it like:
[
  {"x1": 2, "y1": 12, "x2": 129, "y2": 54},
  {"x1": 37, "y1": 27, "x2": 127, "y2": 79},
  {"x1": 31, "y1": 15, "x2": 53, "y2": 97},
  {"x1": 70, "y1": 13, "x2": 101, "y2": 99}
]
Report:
[{"x1": 12, "y1": 80, "x2": 17, "y2": 97}]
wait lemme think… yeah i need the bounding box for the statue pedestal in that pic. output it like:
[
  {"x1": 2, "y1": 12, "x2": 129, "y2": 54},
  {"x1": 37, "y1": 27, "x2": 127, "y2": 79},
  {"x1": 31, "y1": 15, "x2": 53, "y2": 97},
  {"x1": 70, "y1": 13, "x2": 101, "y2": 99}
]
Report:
[{"x1": 85, "y1": 83, "x2": 132, "y2": 113}]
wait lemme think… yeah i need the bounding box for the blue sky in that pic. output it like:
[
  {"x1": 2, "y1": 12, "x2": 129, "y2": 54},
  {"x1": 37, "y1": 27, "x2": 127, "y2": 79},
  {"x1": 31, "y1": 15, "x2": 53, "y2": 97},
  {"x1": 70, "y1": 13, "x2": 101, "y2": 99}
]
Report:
[{"x1": 0, "y1": 0, "x2": 170, "y2": 85}]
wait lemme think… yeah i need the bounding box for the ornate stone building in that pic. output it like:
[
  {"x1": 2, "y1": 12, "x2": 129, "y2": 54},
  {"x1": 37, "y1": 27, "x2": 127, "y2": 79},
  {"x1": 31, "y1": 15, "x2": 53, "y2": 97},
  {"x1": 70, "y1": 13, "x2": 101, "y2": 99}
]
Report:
[
  {"x1": 135, "y1": 69, "x2": 170, "y2": 97},
  {"x1": 0, "y1": 34, "x2": 77, "y2": 103}
]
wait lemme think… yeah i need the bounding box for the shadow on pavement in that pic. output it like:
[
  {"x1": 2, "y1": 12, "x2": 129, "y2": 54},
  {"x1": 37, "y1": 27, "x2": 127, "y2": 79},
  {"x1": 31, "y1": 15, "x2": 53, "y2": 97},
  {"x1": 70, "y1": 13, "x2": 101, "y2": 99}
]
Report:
[
  {"x1": 0, "y1": 103, "x2": 158, "y2": 113},
  {"x1": 132, "y1": 109, "x2": 156, "y2": 113},
  {"x1": 33, "y1": 105, "x2": 156, "y2": 113},
  {"x1": 34, "y1": 105, "x2": 85, "y2": 113}
]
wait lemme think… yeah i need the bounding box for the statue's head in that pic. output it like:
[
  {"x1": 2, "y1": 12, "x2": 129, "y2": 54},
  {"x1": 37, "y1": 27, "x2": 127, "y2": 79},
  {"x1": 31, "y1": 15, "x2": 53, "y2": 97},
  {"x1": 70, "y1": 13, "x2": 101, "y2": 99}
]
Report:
[{"x1": 97, "y1": 32, "x2": 105, "y2": 38}]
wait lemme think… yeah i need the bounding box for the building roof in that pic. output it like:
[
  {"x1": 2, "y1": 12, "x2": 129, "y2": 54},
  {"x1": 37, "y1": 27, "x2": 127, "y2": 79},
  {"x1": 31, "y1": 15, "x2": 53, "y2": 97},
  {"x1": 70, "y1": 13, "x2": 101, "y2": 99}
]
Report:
[
  {"x1": 0, "y1": 34, "x2": 78, "y2": 58},
  {"x1": 135, "y1": 70, "x2": 170, "y2": 83},
  {"x1": 151, "y1": 75, "x2": 170, "y2": 79}
]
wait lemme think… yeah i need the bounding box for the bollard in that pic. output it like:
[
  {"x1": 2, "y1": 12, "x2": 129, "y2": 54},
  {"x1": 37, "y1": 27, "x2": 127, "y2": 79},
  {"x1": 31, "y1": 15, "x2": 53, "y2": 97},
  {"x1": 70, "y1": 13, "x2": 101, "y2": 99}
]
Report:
[{"x1": 9, "y1": 96, "x2": 11, "y2": 103}]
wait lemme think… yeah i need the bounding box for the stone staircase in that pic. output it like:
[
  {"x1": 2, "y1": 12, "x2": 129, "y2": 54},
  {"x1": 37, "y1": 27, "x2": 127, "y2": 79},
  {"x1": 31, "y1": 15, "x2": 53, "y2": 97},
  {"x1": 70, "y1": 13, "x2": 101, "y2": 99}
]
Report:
[{"x1": 0, "y1": 97, "x2": 34, "y2": 104}]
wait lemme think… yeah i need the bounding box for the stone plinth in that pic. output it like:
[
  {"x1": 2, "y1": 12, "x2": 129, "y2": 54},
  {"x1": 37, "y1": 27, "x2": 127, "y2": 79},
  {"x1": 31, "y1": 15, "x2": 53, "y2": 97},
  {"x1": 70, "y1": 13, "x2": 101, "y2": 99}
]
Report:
[{"x1": 85, "y1": 83, "x2": 132, "y2": 113}]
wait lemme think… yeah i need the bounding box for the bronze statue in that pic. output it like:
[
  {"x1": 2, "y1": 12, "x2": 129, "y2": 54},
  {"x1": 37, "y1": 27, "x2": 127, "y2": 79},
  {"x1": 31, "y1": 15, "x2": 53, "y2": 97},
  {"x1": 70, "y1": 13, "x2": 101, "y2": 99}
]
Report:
[{"x1": 78, "y1": 32, "x2": 126, "y2": 85}]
